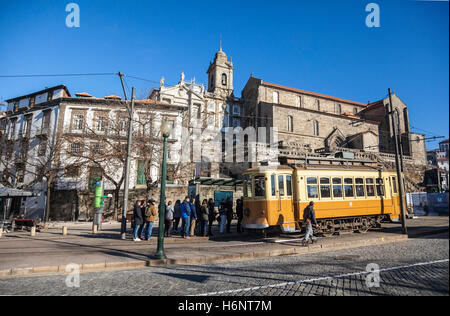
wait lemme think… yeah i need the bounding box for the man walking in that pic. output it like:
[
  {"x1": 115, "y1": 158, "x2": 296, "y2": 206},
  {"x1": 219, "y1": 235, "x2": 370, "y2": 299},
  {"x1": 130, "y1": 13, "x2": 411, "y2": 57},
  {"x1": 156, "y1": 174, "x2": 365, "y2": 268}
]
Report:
[
  {"x1": 302, "y1": 201, "x2": 318, "y2": 246},
  {"x1": 225, "y1": 197, "x2": 233, "y2": 234}
]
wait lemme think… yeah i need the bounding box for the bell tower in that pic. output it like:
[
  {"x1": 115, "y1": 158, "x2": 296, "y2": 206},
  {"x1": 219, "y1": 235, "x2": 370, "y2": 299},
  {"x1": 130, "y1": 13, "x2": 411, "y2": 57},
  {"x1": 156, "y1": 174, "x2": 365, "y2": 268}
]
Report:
[{"x1": 206, "y1": 46, "x2": 234, "y2": 97}]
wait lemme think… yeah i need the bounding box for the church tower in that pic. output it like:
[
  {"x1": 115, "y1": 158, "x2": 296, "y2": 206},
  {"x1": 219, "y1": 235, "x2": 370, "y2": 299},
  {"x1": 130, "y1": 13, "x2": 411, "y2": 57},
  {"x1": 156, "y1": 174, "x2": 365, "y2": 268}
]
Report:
[{"x1": 206, "y1": 46, "x2": 234, "y2": 97}]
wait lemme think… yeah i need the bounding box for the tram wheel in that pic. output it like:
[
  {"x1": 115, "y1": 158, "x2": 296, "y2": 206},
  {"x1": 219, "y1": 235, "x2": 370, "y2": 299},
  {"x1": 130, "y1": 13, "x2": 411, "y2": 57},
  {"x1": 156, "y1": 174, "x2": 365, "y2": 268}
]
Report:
[{"x1": 357, "y1": 218, "x2": 370, "y2": 233}]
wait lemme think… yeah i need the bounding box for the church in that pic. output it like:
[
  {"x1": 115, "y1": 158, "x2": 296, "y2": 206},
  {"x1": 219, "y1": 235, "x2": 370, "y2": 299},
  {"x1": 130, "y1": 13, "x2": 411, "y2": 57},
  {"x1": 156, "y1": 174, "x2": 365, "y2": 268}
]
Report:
[{"x1": 150, "y1": 46, "x2": 427, "y2": 189}]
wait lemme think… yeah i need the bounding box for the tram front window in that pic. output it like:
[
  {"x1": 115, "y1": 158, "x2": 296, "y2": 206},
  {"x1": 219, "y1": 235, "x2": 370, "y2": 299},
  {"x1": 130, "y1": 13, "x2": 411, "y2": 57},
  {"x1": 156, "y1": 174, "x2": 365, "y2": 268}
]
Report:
[{"x1": 254, "y1": 176, "x2": 266, "y2": 197}]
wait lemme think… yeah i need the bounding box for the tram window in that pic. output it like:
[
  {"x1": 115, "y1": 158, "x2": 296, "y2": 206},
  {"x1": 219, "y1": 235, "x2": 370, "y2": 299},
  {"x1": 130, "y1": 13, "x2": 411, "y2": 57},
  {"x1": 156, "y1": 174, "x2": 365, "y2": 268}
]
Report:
[
  {"x1": 344, "y1": 178, "x2": 354, "y2": 197},
  {"x1": 286, "y1": 175, "x2": 292, "y2": 196},
  {"x1": 320, "y1": 177, "x2": 331, "y2": 198},
  {"x1": 254, "y1": 176, "x2": 266, "y2": 197},
  {"x1": 366, "y1": 178, "x2": 375, "y2": 197},
  {"x1": 271, "y1": 175, "x2": 276, "y2": 196},
  {"x1": 355, "y1": 178, "x2": 365, "y2": 197},
  {"x1": 332, "y1": 178, "x2": 343, "y2": 198},
  {"x1": 278, "y1": 175, "x2": 285, "y2": 196},
  {"x1": 307, "y1": 177, "x2": 319, "y2": 199},
  {"x1": 376, "y1": 178, "x2": 385, "y2": 196},
  {"x1": 391, "y1": 177, "x2": 398, "y2": 194}
]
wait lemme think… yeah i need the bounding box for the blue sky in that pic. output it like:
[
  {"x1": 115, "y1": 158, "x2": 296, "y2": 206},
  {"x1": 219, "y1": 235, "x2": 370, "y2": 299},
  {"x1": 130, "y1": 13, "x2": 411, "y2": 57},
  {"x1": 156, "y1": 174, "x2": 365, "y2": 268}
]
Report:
[{"x1": 0, "y1": 0, "x2": 448, "y2": 149}]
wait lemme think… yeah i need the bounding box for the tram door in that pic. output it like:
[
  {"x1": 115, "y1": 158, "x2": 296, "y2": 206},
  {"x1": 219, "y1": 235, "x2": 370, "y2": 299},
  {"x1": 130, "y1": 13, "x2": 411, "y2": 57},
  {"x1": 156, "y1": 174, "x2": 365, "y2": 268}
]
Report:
[
  {"x1": 390, "y1": 176, "x2": 399, "y2": 215},
  {"x1": 277, "y1": 174, "x2": 296, "y2": 232}
]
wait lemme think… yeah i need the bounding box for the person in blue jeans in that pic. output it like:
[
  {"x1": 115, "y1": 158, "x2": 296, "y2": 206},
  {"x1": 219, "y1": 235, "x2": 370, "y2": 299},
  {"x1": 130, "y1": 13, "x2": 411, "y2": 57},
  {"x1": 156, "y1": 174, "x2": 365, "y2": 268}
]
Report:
[
  {"x1": 132, "y1": 200, "x2": 143, "y2": 242},
  {"x1": 302, "y1": 201, "x2": 318, "y2": 246},
  {"x1": 180, "y1": 196, "x2": 191, "y2": 239}
]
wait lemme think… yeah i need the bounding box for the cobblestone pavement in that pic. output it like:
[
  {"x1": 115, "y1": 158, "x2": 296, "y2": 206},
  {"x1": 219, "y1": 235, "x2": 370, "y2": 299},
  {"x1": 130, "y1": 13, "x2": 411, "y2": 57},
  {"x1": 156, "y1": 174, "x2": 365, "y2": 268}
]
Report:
[{"x1": 0, "y1": 232, "x2": 448, "y2": 296}]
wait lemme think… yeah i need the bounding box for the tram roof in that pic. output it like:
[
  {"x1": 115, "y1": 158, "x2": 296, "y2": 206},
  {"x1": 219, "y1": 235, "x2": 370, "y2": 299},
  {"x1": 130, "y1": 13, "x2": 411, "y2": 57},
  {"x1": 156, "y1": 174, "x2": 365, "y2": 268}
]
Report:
[{"x1": 243, "y1": 163, "x2": 393, "y2": 174}]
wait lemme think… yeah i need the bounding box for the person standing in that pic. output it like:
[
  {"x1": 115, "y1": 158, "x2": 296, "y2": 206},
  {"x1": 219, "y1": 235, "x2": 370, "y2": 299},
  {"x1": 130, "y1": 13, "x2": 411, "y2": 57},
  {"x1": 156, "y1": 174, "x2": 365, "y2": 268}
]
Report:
[
  {"x1": 165, "y1": 201, "x2": 174, "y2": 237},
  {"x1": 132, "y1": 200, "x2": 143, "y2": 242},
  {"x1": 219, "y1": 199, "x2": 227, "y2": 234},
  {"x1": 180, "y1": 196, "x2": 191, "y2": 239},
  {"x1": 207, "y1": 198, "x2": 216, "y2": 236},
  {"x1": 236, "y1": 198, "x2": 244, "y2": 233},
  {"x1": 189, "y1": 198, "x2": 198, "y2": 237},
  {"x1": 172, "y1": 200, "x2": 181, "y2": 233},
  {"x1": 302, "y1": 201, "x2": 318, "y2": 246},
  {"x1": 142, "y1": 199, "x2": 157, "y2": 241},
  {"x1": 225, "y1": 197, "x2": 233, "y2": 234},
  {"x1": 199, "y1": 199, "x2": 209, "y2": 237}
]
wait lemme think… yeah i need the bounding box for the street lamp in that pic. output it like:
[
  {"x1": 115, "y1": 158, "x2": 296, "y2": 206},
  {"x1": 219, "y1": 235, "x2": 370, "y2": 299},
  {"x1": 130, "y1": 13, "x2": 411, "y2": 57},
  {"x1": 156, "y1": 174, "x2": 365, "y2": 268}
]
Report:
[{"x1": 155, "y1": 120, "x2": 173, "y2": 260}]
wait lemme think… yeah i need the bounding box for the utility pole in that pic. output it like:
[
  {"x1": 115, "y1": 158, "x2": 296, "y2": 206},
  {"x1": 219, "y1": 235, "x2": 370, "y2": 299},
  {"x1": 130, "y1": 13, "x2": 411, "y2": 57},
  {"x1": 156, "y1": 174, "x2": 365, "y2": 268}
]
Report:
[
  {"x1": 118, "y1": 72, "x2": 128, "y2": 101},
  {"x1": 120, "y1": 87, "x2": 135, "y2": 240},
  {"x1": 388, "y1": 88, "x2": 408, "y2": 234}
]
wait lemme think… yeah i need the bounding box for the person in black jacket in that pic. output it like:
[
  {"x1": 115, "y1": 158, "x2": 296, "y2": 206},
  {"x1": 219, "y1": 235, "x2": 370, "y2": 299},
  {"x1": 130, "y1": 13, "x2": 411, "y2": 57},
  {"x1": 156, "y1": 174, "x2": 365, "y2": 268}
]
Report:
[
  {"x1": 302, "y1": 201, "x2": 318, "y2": 246},
  {"x1": 236, "y1": 198, "x2": 244, "y2": 233},
  {"x1": 225, "y1": 197, "x2": 233, "y2": 234},
  {"x1": 132, "y1": 200, "x2": 143, "y2": 242},
  {"x1": 207, "y1": 198, "x2": 216, "y2": 236}
]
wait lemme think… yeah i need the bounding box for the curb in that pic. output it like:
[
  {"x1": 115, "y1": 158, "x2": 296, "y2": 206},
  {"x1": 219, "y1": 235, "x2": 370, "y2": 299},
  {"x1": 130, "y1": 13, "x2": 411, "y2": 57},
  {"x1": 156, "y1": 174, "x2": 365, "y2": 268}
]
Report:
[{"x1": 0, "y1": 228, "x2": 445, "y2": 279}]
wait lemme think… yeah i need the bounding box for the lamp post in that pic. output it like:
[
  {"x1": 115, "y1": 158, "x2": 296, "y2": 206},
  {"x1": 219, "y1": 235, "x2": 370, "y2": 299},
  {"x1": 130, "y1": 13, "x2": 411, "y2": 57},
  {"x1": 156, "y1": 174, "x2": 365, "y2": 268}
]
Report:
[{"x1": 155, "y1": 120, "x2": 173, "y2": 260}]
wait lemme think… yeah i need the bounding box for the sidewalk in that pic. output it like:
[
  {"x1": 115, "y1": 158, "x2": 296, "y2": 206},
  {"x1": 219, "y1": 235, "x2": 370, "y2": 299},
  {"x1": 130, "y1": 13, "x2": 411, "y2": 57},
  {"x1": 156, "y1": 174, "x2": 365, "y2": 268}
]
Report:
[{"x1": 0, "y1": 216, "x2": 447, "y2": 279}]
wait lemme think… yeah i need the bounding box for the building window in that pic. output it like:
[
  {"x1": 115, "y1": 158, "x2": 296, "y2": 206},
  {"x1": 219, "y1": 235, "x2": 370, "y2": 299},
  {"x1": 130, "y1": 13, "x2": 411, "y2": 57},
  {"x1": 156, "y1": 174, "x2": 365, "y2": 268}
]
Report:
[
  {"x1": 335, "y1": 104, "x2": 341, "y2": 115},
  {"x1": 16, "y1": 167, "x2": 25, "y2": 183},
  {"x1": 65, "y1": 165, "x2": 80, "y2": 178},
  {"x1": 96, "y1": 115, "x2": 108, "y2": 132},
  {"x1": 91, "y1": 143, "x2": 103, "y2": 156},
  {"x1": 312, "y1": 120, "x2": 319, "y2": 136},
  {"x1": 207, "y1": 114, "x2": 215, "y2": 127},
  {"x1": 71, "y1": 113, "x2": 84, "y2": 132},
  {"x1": 38, "y1": 140, "x2": 47, "y2": 156},
  {"x1": 70, "y1": 143, "x2": 82, "y2": 154},
  {"x1": 166, "y1": 164, "x2": 175, "y2": 184},
  {"x1": 222, "y1": 73, "x2": 227, "y2": 86},
  {"x1": 232, "y1": 105, "x2": 241, "y2": 115},
  {"x1": 353, "y1": 107, "x2": 358, "y2": 115},
  {"x1": 286, "y1": 115, "x2": 293, "y2": 132},
  {"x1": 232, "y1": 117, "x2": 241, "y2": 128},
  {"x1": 207, "y1": 101, "x2": 215, "y2": 112},
  {"x1": 23, "y1": 115, "x2": 33, "y2": 137},
  {"x1": 118, "y1": 116, "x2": 128, "y2": 133},
  {"x1": 42, "y1": 111, "x2": 51, "y2": 131},
  {"x1": 296, "y1": 96, "x2": 302, "y2": 107},
  {"x1": 136, "y1": 160, "x2": 146, "y2": 185},
  {"x1": 273, "y1": 91, "x2": 279, "y2": 104},
  {"x1": 315, "y1": 100, "x2": 320, "y2": 111}
]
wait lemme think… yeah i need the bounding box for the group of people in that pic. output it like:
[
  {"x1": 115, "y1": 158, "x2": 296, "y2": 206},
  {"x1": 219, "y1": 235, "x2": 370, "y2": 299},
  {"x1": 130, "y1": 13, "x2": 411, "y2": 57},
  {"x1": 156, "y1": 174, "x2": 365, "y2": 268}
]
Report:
[{"x1": 132, "y1": 195, "x2": 244, "y2": 241}]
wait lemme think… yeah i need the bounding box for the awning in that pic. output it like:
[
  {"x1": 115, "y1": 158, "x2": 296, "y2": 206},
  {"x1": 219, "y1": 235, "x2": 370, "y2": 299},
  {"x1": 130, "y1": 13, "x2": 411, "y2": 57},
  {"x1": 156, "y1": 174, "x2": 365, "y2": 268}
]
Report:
[
  {"x1": 0, "y1": 185, "x2": 41, "y2": 198},
  {"x1": 189, "y1": 177, "x2": 243, "y2": 187}
]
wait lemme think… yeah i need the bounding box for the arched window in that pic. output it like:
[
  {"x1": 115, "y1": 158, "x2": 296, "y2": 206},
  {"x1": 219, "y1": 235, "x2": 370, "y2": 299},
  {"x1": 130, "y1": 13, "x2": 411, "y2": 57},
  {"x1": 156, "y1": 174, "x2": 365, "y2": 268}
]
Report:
[
  {"x1": 273, "y1": 91, "x2": 279, "y2": 104},
  {"x1": 335, "y1": 104, "x2": 341, "y2": 115},
  {"x1": 222, "y1": 73, "x2": 227, "y2": 86},
  {"x1": 315, "y1": 100, "x2": 320, "y2": 111},
  {"x1": 312, "y1": 120, "x2": 319, "y2": 136},
  {"x1": 296, "y1": 95, "x2": 302, "y2": 107},
  {"x1": 286, "y1": 115, "x2": 293, "y2": 132}
]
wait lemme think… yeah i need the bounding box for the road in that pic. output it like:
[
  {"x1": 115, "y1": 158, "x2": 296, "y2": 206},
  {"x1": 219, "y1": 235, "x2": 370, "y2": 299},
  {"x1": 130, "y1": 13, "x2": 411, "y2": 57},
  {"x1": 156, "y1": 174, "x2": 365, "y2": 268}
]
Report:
[{"x1": 0, "y1": 232, "x2": 448, "y2": 296}]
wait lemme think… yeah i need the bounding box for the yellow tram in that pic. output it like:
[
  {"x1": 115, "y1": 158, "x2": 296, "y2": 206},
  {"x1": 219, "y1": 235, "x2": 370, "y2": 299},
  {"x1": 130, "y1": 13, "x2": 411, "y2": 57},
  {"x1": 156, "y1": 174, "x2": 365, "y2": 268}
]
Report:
[{"x1": 241, "y1": 164, "x2": 402, "y2": 236}]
